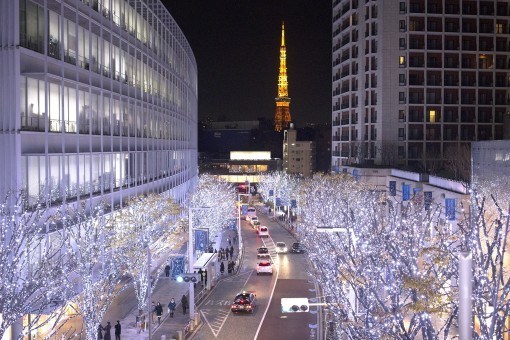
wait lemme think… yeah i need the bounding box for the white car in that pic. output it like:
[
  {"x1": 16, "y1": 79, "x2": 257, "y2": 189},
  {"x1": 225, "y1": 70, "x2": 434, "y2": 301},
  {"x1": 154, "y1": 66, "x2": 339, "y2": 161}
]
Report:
[
  {"x1": 256, "y1": 255, "x2": 273, "y2": 275},
  {"x1": 275, "y1": 242, "x2": 288, "y2": 253},
  {"x1": 257, "y1": 226, "x2": 269, "y2": 237},
  {"x1": 246, "y1": 207, "x2": 257, "y2": 219}
]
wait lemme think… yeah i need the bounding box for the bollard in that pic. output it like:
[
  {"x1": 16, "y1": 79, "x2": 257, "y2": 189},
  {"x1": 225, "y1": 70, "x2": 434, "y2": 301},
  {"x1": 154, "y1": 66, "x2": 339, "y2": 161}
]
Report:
[
  {"x1": 194, "y1": 312, "x2": 200, "y2": 327},
  {"x1": 176, "y1": 330, "x2": 183, "y2": 340}
]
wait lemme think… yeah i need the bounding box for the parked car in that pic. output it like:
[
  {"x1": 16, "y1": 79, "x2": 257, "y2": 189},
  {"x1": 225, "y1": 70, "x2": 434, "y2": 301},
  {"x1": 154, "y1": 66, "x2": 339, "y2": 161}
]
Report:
[
  {"x1": 257, "y1": 226, "x2": 269, "y2": 238},
  {"x1": 290, "y1": 242, "x2": 305, "y2": 253},
  {"x1": 275, "y1": 242, "x2": 288, "y2": 253}
]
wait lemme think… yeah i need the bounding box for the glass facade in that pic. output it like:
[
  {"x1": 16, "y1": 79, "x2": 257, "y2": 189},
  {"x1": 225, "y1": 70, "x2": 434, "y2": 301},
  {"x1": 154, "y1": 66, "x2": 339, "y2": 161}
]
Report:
[{"x1": 4, "y1": 0, "x2": 198, "y2": 206}]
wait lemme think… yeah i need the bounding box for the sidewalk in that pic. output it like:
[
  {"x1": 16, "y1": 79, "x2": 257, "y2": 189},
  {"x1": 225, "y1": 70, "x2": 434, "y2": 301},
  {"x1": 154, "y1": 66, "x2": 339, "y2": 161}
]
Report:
[{"x1": 101, "y1": 227, "x2": 242, "y2": 340}]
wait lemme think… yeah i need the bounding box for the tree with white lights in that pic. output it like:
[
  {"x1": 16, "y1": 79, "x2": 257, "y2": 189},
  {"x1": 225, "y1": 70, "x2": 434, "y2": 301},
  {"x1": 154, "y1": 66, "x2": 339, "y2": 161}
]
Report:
[
  {"x1": 188, "y1": 174, "x2": 235, "y2": 237},
  {"x1": 0, "y1": 193, "x2": 71, "y2": 340},
  {"x1": 257, "y1": 171, "x2": 301, "y2": 212},
  {"x1": 298, "y1": 174, "x2": 460, "y2": 338},
  {"x1": 114, "y1": 194, "x2": 182, "y2": 312},
  {"x1": 61, "y1": 201, "x2": 124, "y2": 340}
]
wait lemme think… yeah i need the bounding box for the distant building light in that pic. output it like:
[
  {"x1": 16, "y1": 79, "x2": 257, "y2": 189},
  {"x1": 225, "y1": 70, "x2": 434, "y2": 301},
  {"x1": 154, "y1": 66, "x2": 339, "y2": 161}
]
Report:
[{"x1": 230, "y1": 151, "x2": 271, "y2": 160}]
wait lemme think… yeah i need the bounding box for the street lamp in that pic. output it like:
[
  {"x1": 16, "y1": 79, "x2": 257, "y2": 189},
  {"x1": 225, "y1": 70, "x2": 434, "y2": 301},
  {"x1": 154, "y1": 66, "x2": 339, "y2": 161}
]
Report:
[{"x1": 188, "y1": 206, "x2": 211, "y2": 320}]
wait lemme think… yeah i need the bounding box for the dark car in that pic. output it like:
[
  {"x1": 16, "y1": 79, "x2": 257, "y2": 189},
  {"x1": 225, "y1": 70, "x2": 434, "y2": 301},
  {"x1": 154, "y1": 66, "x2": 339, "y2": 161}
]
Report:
[
  {"x1": 290, "y1": 242, "x2": 305, "y2": 253},
  {"x1": 257, "y1": 247, "x2": 269, "y2": 255},
  {"x1": 231, "y1": 292, "x2": 256, "y2": 313}
]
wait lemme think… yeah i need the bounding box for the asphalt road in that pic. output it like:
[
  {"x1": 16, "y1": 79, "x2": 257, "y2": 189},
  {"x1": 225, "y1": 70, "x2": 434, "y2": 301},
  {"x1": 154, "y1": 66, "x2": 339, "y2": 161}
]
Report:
[{"x1": 192, "y1": 211, "x2": 320, "y2": 340}]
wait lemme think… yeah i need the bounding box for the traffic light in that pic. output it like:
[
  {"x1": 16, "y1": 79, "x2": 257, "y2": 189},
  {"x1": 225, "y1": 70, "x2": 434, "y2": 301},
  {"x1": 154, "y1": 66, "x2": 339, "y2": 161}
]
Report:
[
  {"x1": 175, "y1": 273, "x2": 201, "y2": 283},
  {"x1": 281, "y1": 298, "x2": 310, "y2": 313}
]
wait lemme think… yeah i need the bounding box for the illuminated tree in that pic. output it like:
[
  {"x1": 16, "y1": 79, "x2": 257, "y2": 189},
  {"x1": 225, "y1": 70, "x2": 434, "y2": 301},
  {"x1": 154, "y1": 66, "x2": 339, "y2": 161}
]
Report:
[
  {"x1": 188, "y1": 174, "x2": 235, "y2": 236},
  {"x1": 298, "y1": 174, "x2": 459, "y2": 338},
  {"x1": 61, "y1": 201, "x2": 124, "y2": 340},
  {"x1": 0, "y1": 193, "x2": 70, "y2": 339},
  {"x1": 114, "y1": 194, "x2": 182, "y2": 311},
  {"x1": 257, "y1": 171, "x2": 300, "y2": 208}
]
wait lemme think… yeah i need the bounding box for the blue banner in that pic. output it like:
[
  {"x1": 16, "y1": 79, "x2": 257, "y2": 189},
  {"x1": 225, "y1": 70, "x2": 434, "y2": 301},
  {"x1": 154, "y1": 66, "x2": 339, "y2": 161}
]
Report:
[
  {"x1": 445, "y1": 198, "x2": 456, "y2": 221},
  {"x1": 276, "y1": 197, "x2": 282, "y2": 206},
  {"x1": 291, "y1": 199, "x2": 297, "y2": 209},
  {"x1": 194, "y1": 229, "x2": 209, "y2": 252},
  {"x1": 389, "y1": 181, "x2": 396, "y2": 196},
  {"x1": 424, "y1": 191, "x2": 432, "y2": 211},
  {"x1": 227, "y1": 218, "x2": 237, "y2": 230},
  {"x1": 353, "y1": 169, "x2": 360, "y2": 181},
  {"x1": 170, "y1": 256, "x2": 185, "y2": 279},
  {"x1": 269, "y1": 189, "x2": 274, "y2": 197},
  {"x1": 402, "y1": 183, "x2": 411, "y2": 201},
  {"x1": 332, "y1": 165, "x2": 339, "y2": 173},
  {"x1": 241, "y1": 205, "x2": 248, "y2": 215}
]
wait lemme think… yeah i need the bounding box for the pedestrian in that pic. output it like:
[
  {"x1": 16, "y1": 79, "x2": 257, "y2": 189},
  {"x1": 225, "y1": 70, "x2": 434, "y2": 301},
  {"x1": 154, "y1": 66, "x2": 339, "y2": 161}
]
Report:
[
  {"x1": 135, "y1": 313, "x2": 141, "y2": 334},
  {"x1": 231, "y1": 261, "x2": 235, "y2": 272},
  {"x1": 204, "y1": 269, "x2": 208, "y2": 286},
  {"x1": 220, "y1": 261, "x2": 225, "y2": 275},
  {"x1": 168, "y1": 298, "x2": 176, "y2": 317},
  {"x1": 181, "y1": 294, "x2": 189, "y2": 314},
  {"x1": 227, "y1": 236, "x2": 231, "y2": 246},
  {"x1": 97, "y1": 324, "x2": 103, "y2": 340},
  {"x1": 230, "y1": 246, "x2": 234, "y2": 258},
  {"x1": 164, "y1": 264, "x2": 171, "y2": 277},
  {"x1": 151, "y1": 301, "x2": 156, "y2": 324},
  {"x1": 114, "y1": 321, "x2": 121, "y2": 340},
  {"x1": 227, "y1": 261, "x2": 231, "y2": 274},
  {"x1": 155, "y1": 302, "x2": 164, "y2": 324},
  {"x1": 226, "y1": 250, "x2": 229, "y2": 260},
  {"x1": 140, "y1": 312, "x2": 146, "y2": 332},
  {"x1": 198, "y1": 268, "x2": 203, "y2": 283},
  {"x1": 103, "y1": 322, "x2": 111, "y2": 340}
]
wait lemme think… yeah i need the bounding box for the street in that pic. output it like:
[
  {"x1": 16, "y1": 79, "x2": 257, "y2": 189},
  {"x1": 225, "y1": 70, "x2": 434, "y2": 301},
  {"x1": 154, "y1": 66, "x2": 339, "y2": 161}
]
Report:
[{"x1": 192, "y1": 207, "x2": 320, "y2": 339}]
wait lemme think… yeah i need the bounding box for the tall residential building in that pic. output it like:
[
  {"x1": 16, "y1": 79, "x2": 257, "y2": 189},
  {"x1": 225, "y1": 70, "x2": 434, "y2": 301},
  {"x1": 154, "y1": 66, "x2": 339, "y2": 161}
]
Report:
[
  {"x1": 274, "y1": 22, "x2": 292, "y2": 132},
  {"x1": 0, "y1": 0, "x2": 198, "y2": 207},
  {"x1": 283, "y1": 123, "x2": 316, "y2": 176},
  {"x1": 332, "y1": 0, "x2": 510, "y2": 172}
]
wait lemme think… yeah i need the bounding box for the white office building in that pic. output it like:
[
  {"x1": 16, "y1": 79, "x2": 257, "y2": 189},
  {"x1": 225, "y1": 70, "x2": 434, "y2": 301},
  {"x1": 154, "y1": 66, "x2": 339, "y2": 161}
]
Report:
[
  {"x1": 332, "y1": 0, "x2": 510, "y2": 171},
  {"x1": 0, "y1": 0, "x2": 198, "y2": 207},
  {"x1": 283, "y1": 123, "x2": 316, "y2": 177}
]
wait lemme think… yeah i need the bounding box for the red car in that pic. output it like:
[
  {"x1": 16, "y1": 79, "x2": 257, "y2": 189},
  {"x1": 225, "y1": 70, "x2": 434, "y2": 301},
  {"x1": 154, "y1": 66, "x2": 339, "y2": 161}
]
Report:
[{"x1": 231, "y1": 292, "x2": 256, "y2": 313}]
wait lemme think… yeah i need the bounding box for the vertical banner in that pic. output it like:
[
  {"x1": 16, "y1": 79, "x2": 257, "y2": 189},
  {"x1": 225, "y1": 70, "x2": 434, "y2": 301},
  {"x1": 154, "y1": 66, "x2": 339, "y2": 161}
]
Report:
[
  {"x1": 170, "y1": 256, "x2": 185, "y2": 279},
  {"x1": 241, "y1": 205, "x2": 248, "y2": 215},
  {"x1": 424, "y1": 191, "x2": 432, "y2": 211},
  {"x1": 276, "y1": 197, "x2": 282, "y2": 206},
  {"x1": 291, "y1": 199, "x2": 297, "y2": 209},
  {"x1": 269, "y1": 189, "x2": 274, "y2": 197},
  {"x1": 445, "y1": 198, "x2": 456, "y2": 221},
  {"x1": 413, "y1": 187, "x2": 422, "y2": 204},
  {"x1": 353, "y1": 169, "x2": 360, "y2": 181},
  {"x1": 389, "y1": 181, "x2": 396, "y2": 196},
  {"x1": 194, "y1": 229, "x2": 209, "y2": 252},
  {"x1": 402, "y1": 183, "x2": 411, "y2": 201}
]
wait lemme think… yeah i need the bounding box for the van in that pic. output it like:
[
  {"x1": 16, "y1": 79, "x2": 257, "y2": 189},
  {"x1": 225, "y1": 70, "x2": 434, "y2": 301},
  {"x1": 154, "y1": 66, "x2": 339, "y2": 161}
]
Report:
[{"x1": 247, "y1": 206, "x2": 256, "y2": 218}]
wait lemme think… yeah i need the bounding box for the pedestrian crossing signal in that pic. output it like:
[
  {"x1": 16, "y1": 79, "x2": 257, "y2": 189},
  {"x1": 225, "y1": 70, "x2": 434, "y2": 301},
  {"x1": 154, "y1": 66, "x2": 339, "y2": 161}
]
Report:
[{"x1": 176, "y1": 273, "x2": 200, "y2": 283}]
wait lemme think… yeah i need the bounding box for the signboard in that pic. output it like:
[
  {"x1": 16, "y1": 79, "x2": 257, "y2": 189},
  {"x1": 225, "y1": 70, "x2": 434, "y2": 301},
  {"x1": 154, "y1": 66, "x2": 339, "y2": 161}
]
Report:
[
  {"x1": 170, "y1": 256, "x2": 186, "y2": 279},
  {"x1": 241, "y1": 204, "x2": 248, "y2": 215},
  {"x1": 269, "y1": 189, "x2": 274, "y2": 197},
  {"x1": 424, "y1": 191, "x2": 432, "y2": 211},
  {"x1": 194, "y1": 229, "x2": 209, "y2": 252},
  {"x1": 402, "y1": 183, "x2": 411, "y2": 201},
  {"x1": 389, "y1": 181, "x2": 396, "y2": 196},
  {"x1": 276, "y1": 197, "x2": 282, "y2": 207},
  {"x1": 353, "y1": 169, "x2": 360, "y2": 181},
  {"x1": 291, "y1": 199, "x2": 297, "y2": 209},
  {"x1": 445, "y1": 198, "x2": 456, "y2": 221}
]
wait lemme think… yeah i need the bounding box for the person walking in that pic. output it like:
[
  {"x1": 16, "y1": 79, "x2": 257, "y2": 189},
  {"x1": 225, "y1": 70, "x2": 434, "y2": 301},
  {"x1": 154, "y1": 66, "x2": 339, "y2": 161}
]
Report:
[
  {"x1": 168, "y1": 298, "x2": 176, "y2": 317},
  {"x1": 155, "y1": 302, "x2": 164, "y2": 325},
  {"x1": 103, "y1": 322, "x2": 112, "y2": 340},
  {"x1": 151, "y1": 301, "x2": 156, "y2": 324},
  {"x1": 230, "y1": 245, "x2": 234, "y2": 259},
  {"x1": 220, "y1": 261, "x2": 225, "y2": 275},
  {"x1": 226, "y1": 250, "x2": 229, "y2": 260},
  {"x1": 164, "y1": 264, "x2": 171, "y2": 277},
  {"x1": 181, "y1": 294, "x2": 188, "y2": 314},
  {"x1": 114, "y1": 321, "x2": 121, "y2": 340},
  {"x1": 227, "y1": 236, "x2": 231, "y2": 246},
  {"x1": 97, "y1": 324, "x2": 104, "y2": 340},
  {"x1": 198, "y1": 268, "x2": 203, "y2": 284}
]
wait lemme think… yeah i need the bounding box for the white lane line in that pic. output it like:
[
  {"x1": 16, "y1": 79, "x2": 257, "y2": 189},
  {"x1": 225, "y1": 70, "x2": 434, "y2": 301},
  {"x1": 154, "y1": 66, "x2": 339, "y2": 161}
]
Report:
[{"x1": 254, "y1": 238, "x2": 280, "y2": 340}]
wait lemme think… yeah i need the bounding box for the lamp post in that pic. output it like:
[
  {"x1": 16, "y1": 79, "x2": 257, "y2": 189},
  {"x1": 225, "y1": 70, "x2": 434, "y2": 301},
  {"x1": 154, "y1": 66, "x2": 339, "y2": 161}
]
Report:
[{"x1": 188, "y1": 206, "x2": 211, "y2": 320}]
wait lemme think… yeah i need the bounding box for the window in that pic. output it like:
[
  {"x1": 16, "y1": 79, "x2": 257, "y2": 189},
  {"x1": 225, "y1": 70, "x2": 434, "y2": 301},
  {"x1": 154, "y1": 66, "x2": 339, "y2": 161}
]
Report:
[
  {"x1": 398, "y1": 128, "x2": 405, "y2": 140},
  {"x1": 399, "y1": 2, "x2": 406, "y2": 13},
  {"x1": 399, "y1": 20, "x2": 407, "y2": 31},
  {"x1": 399, "y1": 56, "x2": 406, "y2": 67},
  {"x1": 428, "y1": 110, "x2": 437, "y2": 122},
  {"x1": 399, "y1": 110, "x2": 406, "y2": 122},
  {"x1": 399, "y1": 92, "x2": 406, "y2": 103},
  {"x1": 399, "y1": 38, "x2": 406, "y2": 49},
  {"x1": 496, "y1": 23, "x2": 503, "y2": 34},
  {"x1": 399, "y1": 74, "x2": 406, "y2": 85}
]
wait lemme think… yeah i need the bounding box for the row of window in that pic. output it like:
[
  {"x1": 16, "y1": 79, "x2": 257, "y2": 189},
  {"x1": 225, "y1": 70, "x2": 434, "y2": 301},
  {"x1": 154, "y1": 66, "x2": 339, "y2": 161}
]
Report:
[
  {"x1": 20, "y1": 76, "x2": 192, "y2": 140},
  {"x1": 20, "y1": 0, "x2": 196, "y2": 105},
  {"x1": 22, "y1": 150, "x2": 190, "y2": 206}
]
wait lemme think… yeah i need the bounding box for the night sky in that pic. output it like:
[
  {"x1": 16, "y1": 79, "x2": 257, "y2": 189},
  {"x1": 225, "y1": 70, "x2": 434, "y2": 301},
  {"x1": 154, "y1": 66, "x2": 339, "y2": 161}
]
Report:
[{"x1": 162, "y1": 1, "x2": 332, "y2": 126}]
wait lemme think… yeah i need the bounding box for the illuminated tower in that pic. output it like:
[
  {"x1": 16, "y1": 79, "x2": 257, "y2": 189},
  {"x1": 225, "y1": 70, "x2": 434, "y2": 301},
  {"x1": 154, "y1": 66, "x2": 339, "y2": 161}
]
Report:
[{"x1": 274, "y1": 21, "x2": 291, "y2": 132}]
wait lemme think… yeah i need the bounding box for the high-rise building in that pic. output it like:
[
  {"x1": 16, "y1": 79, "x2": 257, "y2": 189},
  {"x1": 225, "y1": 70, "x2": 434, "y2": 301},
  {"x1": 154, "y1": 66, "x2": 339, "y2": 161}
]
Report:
[
  {"x1": 283, "y1": 123, "x2": 316, "y2": 177},
  {"x1": 0, "y1": 0, "x2": 198, "y2": 207},
  {"x1": 274, "y1": 22, "x2": 292, "y2": 132},
  {"x1": 332, "y1": 0, "x2": 510, "y2": 172}
]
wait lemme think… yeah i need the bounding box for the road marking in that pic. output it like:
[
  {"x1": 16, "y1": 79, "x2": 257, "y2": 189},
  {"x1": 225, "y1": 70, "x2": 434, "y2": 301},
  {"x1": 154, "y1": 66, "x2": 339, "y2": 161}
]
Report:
[{"x1": 200, "y1": 270, "x2": 254, "y2": 338}]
